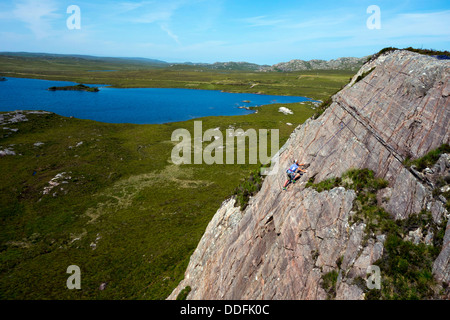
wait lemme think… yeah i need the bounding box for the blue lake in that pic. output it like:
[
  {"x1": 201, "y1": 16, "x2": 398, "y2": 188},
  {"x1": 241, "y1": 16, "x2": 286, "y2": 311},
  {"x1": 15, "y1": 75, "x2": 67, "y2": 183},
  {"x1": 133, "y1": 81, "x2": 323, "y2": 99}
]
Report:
[{"x1": 0, "y1": 77, "x2": 315, "y2": 124}]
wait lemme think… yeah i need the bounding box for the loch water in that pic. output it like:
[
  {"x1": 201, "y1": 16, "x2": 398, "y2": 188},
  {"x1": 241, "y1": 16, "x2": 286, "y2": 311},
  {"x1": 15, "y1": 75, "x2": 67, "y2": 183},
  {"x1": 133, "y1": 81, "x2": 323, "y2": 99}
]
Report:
[{"x1": 0, "y1": 77, "x2": 315, "y2": 124}]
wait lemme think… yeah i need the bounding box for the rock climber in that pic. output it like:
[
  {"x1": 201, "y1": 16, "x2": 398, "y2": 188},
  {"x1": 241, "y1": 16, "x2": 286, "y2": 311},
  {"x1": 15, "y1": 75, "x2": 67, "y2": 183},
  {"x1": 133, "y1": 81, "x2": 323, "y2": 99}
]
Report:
[{"x1": 283, "y1": 159, "x2": 307, "y2": 190}]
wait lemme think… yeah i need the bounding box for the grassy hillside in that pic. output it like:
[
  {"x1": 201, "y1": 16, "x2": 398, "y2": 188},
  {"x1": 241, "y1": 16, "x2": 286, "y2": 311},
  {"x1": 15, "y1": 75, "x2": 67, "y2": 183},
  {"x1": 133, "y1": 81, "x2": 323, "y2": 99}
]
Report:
[
  {"x1": 0, "y1": 102, "x2": 319, "y2": 299},
  {"x1": 0, "y1": 53, "x2": 356, "y2": 299}
]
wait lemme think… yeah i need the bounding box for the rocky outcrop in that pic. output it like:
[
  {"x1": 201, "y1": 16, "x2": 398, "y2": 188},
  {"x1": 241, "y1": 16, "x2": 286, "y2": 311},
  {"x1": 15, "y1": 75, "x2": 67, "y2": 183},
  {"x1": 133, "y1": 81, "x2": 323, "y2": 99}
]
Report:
[
  {"x1": 168, "y1": 50, "x2": 450, "y2": 300},
  {"x1": 266, "y1": 57, "x2": 367, "y2": 72},
  {"x1": 0, "y1": 110, "x2": 52, "y2": 125},
  {"x1": 179, "y1": 57, "x2": 364, "y2": 72}
]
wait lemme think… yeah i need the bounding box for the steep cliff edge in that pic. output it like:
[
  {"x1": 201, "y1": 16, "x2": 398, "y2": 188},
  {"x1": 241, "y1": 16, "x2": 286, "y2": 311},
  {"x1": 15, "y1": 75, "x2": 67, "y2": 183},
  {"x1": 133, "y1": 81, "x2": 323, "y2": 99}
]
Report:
[{"x1": 168, "y1": 50, "x2": 450, "y2": 300}]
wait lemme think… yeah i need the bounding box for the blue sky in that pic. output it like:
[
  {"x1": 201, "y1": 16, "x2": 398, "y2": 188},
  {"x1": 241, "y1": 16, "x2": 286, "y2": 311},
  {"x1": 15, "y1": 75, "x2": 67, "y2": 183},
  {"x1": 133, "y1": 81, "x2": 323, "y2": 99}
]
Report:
[{"x1": 0, "y1": 0, "x2": 449, "y2": 64}]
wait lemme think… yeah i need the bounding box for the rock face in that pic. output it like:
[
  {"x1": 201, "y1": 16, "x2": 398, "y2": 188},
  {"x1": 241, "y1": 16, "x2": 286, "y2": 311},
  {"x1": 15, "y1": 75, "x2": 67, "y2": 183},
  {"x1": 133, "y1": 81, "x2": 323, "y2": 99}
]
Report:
[{"x1": 168, "y1": 50, "x2": 450, "y2": 300}]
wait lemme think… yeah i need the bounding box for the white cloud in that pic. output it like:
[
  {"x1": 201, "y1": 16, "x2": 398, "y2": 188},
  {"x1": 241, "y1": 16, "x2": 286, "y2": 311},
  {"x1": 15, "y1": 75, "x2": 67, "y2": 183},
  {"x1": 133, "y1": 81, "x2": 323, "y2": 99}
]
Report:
[
  {"x1": 12, "y1": 0, "x2": 61, "y2": 39},
  {"x1": 131, "y1": 9, "x2": 174, "y2": 24},
  {"x1": 125, "y1": 1, "x2": 183, "y2": 24},
  {"x1": 160, "y1": 23, "x2": 181, "y2": 45},
  {"x1": 117, "y1": 0, "x2": 185, "y2": 44},
  {"x1": 385, "y1": 10, "x2": 450, "y2": 37},
  {"x1": 117, "y1": 1, "x2": 151, "y2": 13},
  {"x1": 241, "y1": 15, "x2": 288, "y2": 27}
]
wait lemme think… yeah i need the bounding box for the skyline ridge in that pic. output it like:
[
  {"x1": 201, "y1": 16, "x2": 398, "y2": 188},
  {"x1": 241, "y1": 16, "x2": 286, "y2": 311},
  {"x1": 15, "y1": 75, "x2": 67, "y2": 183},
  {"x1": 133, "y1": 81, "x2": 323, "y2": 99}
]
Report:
[{"x1": 0, "y1": 50, "x2": 367, "y2": 69}]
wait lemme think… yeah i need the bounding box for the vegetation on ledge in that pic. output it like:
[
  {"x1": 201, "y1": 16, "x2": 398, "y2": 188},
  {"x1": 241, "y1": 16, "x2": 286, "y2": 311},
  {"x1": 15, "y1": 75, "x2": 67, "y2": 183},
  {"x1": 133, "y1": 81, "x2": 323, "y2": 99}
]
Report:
[
  {"x1": 353, "y1": 67, "x2": 375, "y2": 85},
  {"x1": 233, "y1": 166, "x2": 264, "y2": 210},
  {"x1": 176, "y1": 286, "x2": 192, "y2": 300},
  {"x1": 404, "y1": 144, "x2": 450, "y2": 171},
  {"x1": 309, "y1": 168, "x2": 448, "y2": 300},
  {"x1": 367, "y1": 47, "x2": 450, "y2": 64}
]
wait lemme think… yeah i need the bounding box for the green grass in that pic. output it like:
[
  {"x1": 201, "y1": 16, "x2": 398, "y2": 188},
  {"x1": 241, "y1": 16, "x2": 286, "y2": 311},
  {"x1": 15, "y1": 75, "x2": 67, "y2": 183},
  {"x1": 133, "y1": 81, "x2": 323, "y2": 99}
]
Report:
[
  {"x1": 321, "y1": 270, "x2": 339, "y2": 299},
  {"x1": 0, "y1": 101, "x2": 317, "y2": 299},
  {"x1": 404, "y1": 143, "x2": 450, "y2": 212},
  {"x1": 233, "y1": 166, "x2": 264, "y2": 210},
  {"x1": 404, "y1": 144, "x2": 450, "y2": 171},
  {"x1": 176, "y1": 286, "x2": 192, "y2": 300},
  {"x1": 306, "y1": 168, "x2": 388, "y2": 193},
  {"x1": 376, "y1": 210, "x2": 446, "y2": 300},
  {"x1": 353, "y1": 67, "x2": 375, "y2": 85}
]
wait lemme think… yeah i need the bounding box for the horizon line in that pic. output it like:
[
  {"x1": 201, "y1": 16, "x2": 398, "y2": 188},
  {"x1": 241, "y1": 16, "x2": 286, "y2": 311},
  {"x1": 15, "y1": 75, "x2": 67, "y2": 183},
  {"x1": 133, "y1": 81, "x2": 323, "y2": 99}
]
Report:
[{"x1": 0, "y1": 50, "x2": 370, "y2": 67}]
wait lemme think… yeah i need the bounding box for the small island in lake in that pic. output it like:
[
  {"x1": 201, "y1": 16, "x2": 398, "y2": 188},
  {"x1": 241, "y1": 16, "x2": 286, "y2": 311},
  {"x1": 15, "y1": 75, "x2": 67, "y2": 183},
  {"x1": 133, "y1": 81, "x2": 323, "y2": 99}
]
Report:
[{"x1": 48, "y1": 83, "x2": 99, "y2": 92}]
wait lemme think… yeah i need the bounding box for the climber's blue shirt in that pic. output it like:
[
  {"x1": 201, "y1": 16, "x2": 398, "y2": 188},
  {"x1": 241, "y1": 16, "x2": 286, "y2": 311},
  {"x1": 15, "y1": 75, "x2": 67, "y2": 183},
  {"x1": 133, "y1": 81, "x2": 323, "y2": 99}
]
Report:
[{"x1": 288, "y1": 163, "x2": 299, "y2": 173}]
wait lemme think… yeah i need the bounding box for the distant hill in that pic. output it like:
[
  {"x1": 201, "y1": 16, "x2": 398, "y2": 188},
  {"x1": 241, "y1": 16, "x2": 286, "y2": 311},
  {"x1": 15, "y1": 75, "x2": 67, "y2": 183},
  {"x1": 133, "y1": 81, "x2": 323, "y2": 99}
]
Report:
[
  {"x1": 264, "y1": 56, "x2": 368, "y2": 72},
  {"x1": 0, "y1": 52, "x2": 169, "y2": 67},
  {"x1": 193, "y1": 61, "x2": 269, "y2": 71},
  {"x1": 0, "y1": 52, "x2": 366, "y2": 72},
  {"x1": 174, "y1": 58, "x2": 365, "y2": 72},
  {"x1": 168, "y1": 61, "x2": 269, "y2": 71}
]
